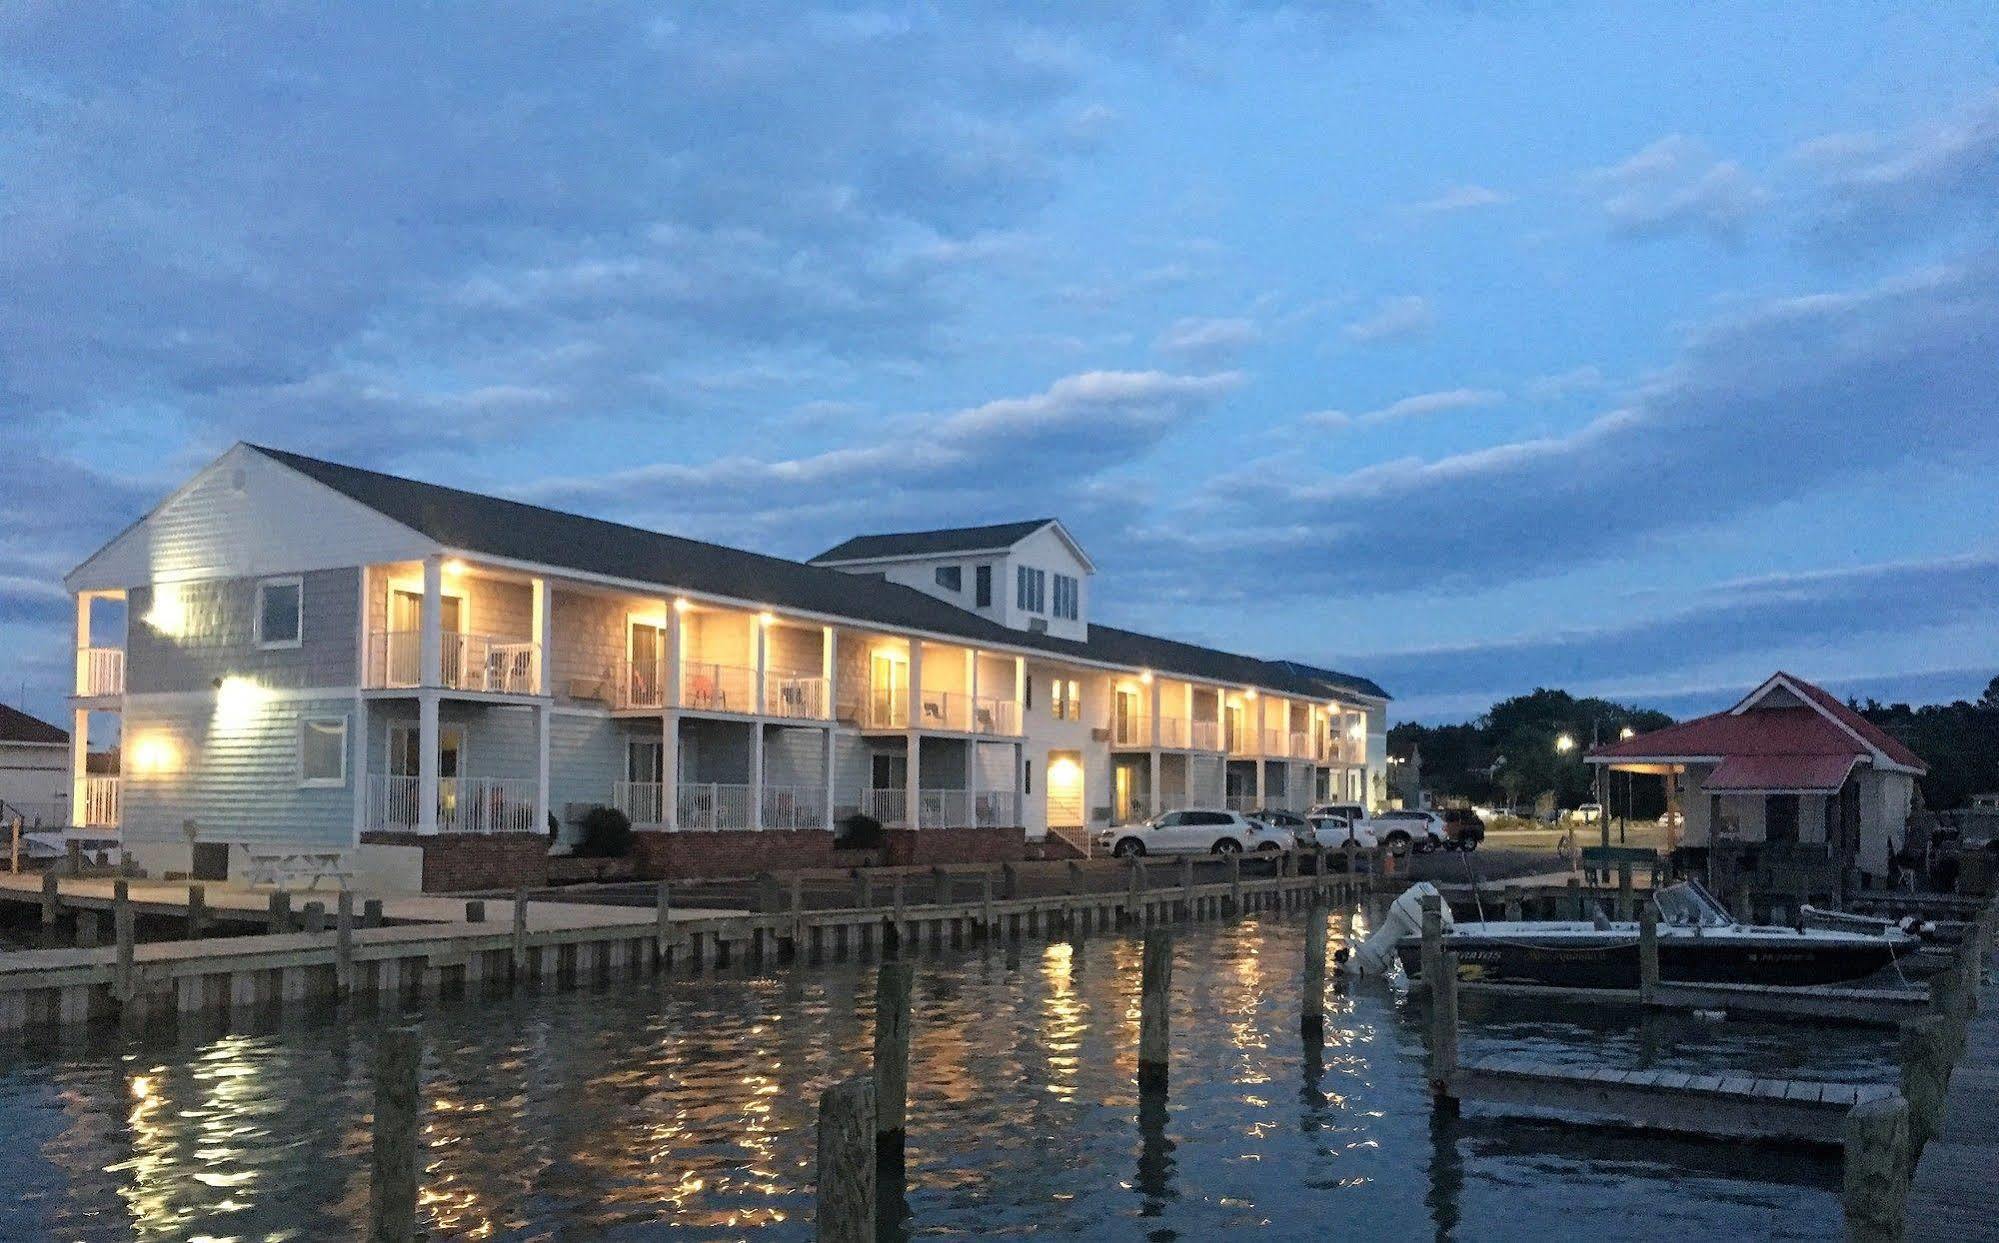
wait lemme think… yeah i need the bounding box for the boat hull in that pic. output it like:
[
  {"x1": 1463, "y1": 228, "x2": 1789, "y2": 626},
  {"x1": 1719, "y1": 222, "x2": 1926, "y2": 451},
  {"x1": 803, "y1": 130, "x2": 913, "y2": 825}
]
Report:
[{"x1": 1396, "y1": 924, "x2": 1915, "y2": 989}]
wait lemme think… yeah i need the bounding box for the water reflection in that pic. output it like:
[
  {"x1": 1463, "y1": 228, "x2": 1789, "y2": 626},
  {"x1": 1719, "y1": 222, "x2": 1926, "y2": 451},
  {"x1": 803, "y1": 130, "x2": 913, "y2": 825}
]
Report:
[{"x1": 0, "y1": 906, "x2": 1867, "y2": 1240}]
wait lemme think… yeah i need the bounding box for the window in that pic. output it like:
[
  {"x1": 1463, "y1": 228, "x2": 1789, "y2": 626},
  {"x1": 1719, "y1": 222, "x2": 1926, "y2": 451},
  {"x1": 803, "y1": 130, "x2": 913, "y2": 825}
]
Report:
[
  {"x1": 934, "y1": 565, "x2": 962, "y2": 592},
  {"x1": 1053, "y1": 678, "x2": 1081, "y2": 720},
  {"x1": 256, "y1": 577, "x2": 303, "y2": 648},
  {"x1": 1023, "y1": 674, "x2": 1033, "y2": 710},
  {"x1": 1016, "y1": 566, "x2": 1046, "y2": 613},
  {"x1": 1024, "y1": 759, "x2": 1032, "y2": 795},
  {"x1": 1052, "y1": 573, "x2": 1079, "y2": 621},
  {"x1": 975, "y1": 564, "x2": 992, "y2": 607},
  {"x1": 299, "y1": 716, "x2": 347, "y2": 787}
]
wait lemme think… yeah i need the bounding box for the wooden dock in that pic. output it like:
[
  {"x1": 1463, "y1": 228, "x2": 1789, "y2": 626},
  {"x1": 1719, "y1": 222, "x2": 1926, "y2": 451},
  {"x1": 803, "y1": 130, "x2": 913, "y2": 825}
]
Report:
[
  {"x1": 1903, "y1": 904, "x2": 1997, "y2": 1243},
  {"x1": 0, "y1": 856, "x2": 1352, "y2": 1034}
]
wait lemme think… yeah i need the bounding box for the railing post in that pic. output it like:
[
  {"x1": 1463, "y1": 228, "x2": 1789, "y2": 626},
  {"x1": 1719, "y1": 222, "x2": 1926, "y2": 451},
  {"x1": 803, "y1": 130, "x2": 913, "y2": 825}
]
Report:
[
  {"x1": 113, "y1": 879, "x2": 134, "y2": 1005},
  {"x1": 1138, "y1": 929, "x2": 1173, "y2": 1091},
  {"x1": 370, "y1": 1026, "x2": 422, "y2": 1243},
  {"x1": 1842, "y1": 1094, "x2": 1910, "y2": 1243},
  {"x1": 268, "y1": 890, "x2": 292, "y2": 935},
  {"x1": 815, "y1": 1077, "x2": 876, "y2": 1243},
  {"x1": 1901, "y1": 1014, "x2": 1951, "y2": 1163},
  {"x1": 1420, "y1": 892, "x2": 1444, "y2": 992}
]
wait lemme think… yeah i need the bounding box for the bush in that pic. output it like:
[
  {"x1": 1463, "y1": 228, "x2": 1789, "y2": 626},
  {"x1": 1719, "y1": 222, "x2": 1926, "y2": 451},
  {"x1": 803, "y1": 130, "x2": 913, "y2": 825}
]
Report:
[
  {"x1": 836, "y1": 813, "x2": 884, "y2": 850},
  {"x1": 547, "y1": 810, "x2": 561, "y2": 842},
  {"x1": 576, "y1": 805, "x2": 634, "y2": 858}
]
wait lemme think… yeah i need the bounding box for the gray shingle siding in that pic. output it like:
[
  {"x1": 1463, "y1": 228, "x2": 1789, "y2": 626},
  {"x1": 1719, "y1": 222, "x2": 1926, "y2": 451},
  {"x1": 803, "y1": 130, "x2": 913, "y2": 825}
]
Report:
[
  {"x1": 123, "y1": 695, "x2": 355, "y2": 848},
  {"x1": 128, "y1": 568, "x2": 359, "y2": 693}
]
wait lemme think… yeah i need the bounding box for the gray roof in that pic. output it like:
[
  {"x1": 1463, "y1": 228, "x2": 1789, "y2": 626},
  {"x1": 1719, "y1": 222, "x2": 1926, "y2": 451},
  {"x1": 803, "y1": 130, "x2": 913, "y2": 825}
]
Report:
[
  {"x1": 810, "y1": 519, "x2": 1056, "y2": 564},
  {"x1": 0, "y1": 704, "x2": 68, "y2": 746},
  {"x1": 252, "y1": 445, "x2": 1386, "y2": 703}
]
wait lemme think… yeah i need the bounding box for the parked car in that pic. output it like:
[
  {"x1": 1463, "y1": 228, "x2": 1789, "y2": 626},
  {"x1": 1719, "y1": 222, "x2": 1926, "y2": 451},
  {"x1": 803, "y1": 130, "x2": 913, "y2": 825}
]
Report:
[
  {"x1": 1251, "y1": 807, "x2": 1315, "y2": 846},
  {"x1": 1096, "y1": 809, "x2": 1288, "y2": 857},
  {"x1": 1438, "y1": 807, "x2": 1485, "y2": 851},
  {"x1": 1310, "y1": 815, "x2": 1378, "y2": 853},
  {"x1": 1571, "y1": 803, "x2": 1604, "y2": 823},
  {"x1": 1242, "y1": 817, "x2": 1297, "y2": 852},
  {"x1": 1309, "y1": 802, "x2": 1366, "y2": 823},
  {"x1": 1357, "y1": 809, "x2": 1449, "y2": 856}
]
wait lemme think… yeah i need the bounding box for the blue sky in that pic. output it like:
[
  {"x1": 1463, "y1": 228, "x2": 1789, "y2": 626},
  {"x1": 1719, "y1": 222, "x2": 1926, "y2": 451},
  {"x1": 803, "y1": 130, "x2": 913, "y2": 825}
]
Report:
[{"x1": 5, "y1": 3, "x2": 1999, "y2": 724}]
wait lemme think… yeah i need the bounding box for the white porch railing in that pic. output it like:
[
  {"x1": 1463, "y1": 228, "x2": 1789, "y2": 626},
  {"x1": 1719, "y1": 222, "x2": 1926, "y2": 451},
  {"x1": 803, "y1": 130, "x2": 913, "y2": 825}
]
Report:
[
  {"x1": 367, "y1": 631, "x2": 542, "y2": 695},
  {"x1": 862, "y1": 788, "x2": 908, "y2": 827},
  {"x1": 676, "y1": 782, "x2": 755, "y2": 830},
  {"x1": 761, "y1": 784, "x2": 828, "y2": 830},
  {"x1": 1113, "y1": 715, "x2": 1149, "y2": 747},
  {"x1": 613, "y1": 780, "x2": 665, "y2": 825},
  {"x1": 1261, "y1": 728, "x2": 1284, "y2": 757},
  {"x1": 1289, "y1": 731, "x2": 1311, "y2": 760},
  {"x1": 76, "y1": 648, "x2": 124, "y2": 697},
  {"x1": 971, "y1": 695, "x2": 1018, "y2": 735},
  {"x1": 614, "y1": 657, "x2": 667, "y2": 710},
  {"x1": 973, "y1": 790, "x2": 1019, "y2": 827},
  {"x1": 1191, "y1": 720, "x2": 1221, "y2": 752},
  {"x1": 369, "y1": 775, "x2": 542, "y2": 834},
  {"x1": 1112, "y1": 794, "x2": 1153, "y2": 826},
  {"x1": 917, "y1": 788, "x2": 971, "y2": 828},
  {"x1": 915, "y1": 689, "x2": 969, "y2": 731},
  {"x1": 1227, "y1": 725, "x2": 1254, "y2": 757},
  {"x1": 81, "y1": 777, "x2": 120, "y2": 828},
  {"x1": 1156, "y1": 716, "x2": 1189, "y2": 749},
  {"x1": 764, "y1": 673, "x2": 830, "y2": 720},
  {"x1": 681, "y1": 662, "x2": 755, "y2": 714},
  {"x1": 867, "y1": 687, "x2": 908, "y2": 729}
]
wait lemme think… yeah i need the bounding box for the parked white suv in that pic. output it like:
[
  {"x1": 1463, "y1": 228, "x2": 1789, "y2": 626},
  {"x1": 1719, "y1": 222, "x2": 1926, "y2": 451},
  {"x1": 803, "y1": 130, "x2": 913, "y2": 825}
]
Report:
[
  {"x1": 1098, "y1": 809, "x2": 1288, "y2": 857},
  {"x1": 1356, "y1": 810, "x2": 1448, "y2": 856},
  {"x1": 1309, "y1": 814, "x2": 1378, "y2": 852}
]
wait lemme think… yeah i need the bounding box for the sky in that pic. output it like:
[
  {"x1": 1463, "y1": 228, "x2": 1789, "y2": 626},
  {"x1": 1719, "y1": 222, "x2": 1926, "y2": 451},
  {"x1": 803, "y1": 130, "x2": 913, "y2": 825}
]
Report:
[{"x1": 5, "y1": 3, "x2": 1999, "y2": 726}]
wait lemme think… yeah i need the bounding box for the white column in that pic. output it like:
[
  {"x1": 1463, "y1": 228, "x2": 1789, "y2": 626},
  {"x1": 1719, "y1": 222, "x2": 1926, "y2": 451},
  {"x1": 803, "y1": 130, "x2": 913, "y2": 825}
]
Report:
[
  {"x1": 1148, "y1": 679, "x2": 1162, "y2": 815},
  {"x1": 530, "y1": 576, "x2": 551, "y2": 695},
  {"x1": 1013, "y1": 656, "x2": 1025, "y2": 721},
  {"x1": 665, "y1": 601, "x2": 684, "y2": 709},
  {"x1": 966, "y1": 649, "x2": 978, "y2": 730},
  {"x1": 750, "y1": 723, "x2": 765, "y2": 831},
  {"x1": 1014, "y1": 741, "x2": 1026, "y2": 829},
  {"x1": 419, "y1": 555, "x2": 444, "y2": 688},
  {"x1": 417, "y1": 691, "x2": 440, "y2": 834},
  {"x1": 352, "y1": 697, "x2": 369, "y2": 843},
  {"x1": 822, "y1": 726, "x2": 837, "y2": 831},
  {"x1": 821, "y1": 625, "x2": 835, "y2": 719},
  {"x1": 534, "y1": 704, "x2": 552, "y2": 841},
  {"x1": 1183, "y1": 682, "x2": 1195, "y2": 745},
  {"x1": 752, "y1": 613, "x2": 768, "y2": 718},
  {"x1": 663, "y1": 600, "x2": 682, "y2": 830},
  {"x1": 73, "y1": 593, "x2": 91, "y2": 694},
  {"x1": 1254, "y1": 693, "x2": 1268, "y2": 807},
  {"x1": 906, "y1": 640, "x2": 923, "y2": 827},
  {"x1": 69, "y1": 707, "x2": 89, "y2": 828}
]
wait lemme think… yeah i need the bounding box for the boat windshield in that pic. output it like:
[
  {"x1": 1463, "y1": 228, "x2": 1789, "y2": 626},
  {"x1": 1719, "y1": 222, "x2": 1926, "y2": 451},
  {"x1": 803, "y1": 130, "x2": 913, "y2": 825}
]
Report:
[{"x1": 1652, "y1": 880, "x2": 1734, "y2": 928}]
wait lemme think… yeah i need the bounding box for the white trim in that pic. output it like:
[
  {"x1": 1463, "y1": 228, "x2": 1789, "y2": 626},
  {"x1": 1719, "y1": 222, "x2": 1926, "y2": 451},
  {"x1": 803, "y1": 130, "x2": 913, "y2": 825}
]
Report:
[
  {"x1": 811, "y1": 519, "x2": 1095, "y2": 573},
  {"x1": 298, "y1": 714, "x2": 349, "y2": 788},
  {"x1": 254, "y1": 575, "x2": 305, "y2": 649},
  {"x1": 124, "y1": 686, "x2": 363, "y2": 705},
  {"x1": 1729, "y1": 673, "x2": 1924, "y2": 776}
]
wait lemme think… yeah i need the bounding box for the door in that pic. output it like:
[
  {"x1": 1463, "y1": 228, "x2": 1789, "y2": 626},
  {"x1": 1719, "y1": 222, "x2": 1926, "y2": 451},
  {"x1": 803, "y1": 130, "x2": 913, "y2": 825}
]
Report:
[
  {"x1": 1114, "y1": 690, "x2": 1139, "y2": 745},
  {"x1": 870, "y1": 653, "x2": 908, "y2": 727},
  {"x1": 628, "y1": 620, "x2": 665, "y2": 706},
  {"x1": 1223, "y1": 705, "x2": 1242, "y2": 753},
  {"x1": 387, "y1": 722, "x2": 465, "y2": 829},
  {"x1": 1046, "y1": 752, "x2": 1084, "y2": 828},
  {"x1": 387, "y1": 589, "x2": 462, "y2": 685},
  {"x1": 626, "y1": 739, "x2": 664, "y2": 823}
]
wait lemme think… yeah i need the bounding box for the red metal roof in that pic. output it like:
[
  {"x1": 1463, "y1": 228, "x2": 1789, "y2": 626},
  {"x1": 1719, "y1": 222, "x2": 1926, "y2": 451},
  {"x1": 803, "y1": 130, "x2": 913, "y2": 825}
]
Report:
[
  {"x1": 1703, "y1": 753, "x2": 1862, "y2": 793},
  {"x1": 1587, "y1": 672, "x2": 1927, "y2": 776}
]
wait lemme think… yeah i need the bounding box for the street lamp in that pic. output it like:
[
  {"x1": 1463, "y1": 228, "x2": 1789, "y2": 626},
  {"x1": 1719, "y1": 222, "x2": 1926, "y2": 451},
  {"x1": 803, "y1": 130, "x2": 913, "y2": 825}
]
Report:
[
  {"x1": 1619, "y1": 726, "x2": 1636, "y2": 741},
  {"x1": 1554, "y1": 733, "x2": 1576, "y2": 754}
]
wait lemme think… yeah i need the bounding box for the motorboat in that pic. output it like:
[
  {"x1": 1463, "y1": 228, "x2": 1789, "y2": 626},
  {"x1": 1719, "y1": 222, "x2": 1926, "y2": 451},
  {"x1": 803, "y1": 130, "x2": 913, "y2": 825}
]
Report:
[{"x1": 1358, "y1": 880, "x2": 1919, "y2": 989}]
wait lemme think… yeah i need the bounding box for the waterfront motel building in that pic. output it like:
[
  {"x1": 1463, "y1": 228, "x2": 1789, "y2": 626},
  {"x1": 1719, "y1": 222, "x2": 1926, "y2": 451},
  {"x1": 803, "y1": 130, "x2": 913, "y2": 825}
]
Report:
[{"x1": 63, "y1": 444, "x2": 1387, "y2": 887}]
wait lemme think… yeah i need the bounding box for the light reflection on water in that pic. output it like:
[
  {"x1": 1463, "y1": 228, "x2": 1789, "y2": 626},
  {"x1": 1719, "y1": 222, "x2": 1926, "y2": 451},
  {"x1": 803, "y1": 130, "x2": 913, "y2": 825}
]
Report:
[{"x1": 0, "y1": 909, "x2": 1873, "y2": 1240}]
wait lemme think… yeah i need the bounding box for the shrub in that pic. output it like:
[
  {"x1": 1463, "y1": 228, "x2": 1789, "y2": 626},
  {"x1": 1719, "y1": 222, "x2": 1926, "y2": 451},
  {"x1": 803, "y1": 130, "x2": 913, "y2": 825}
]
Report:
[
  {"x1": 547, "y1": 810, "x2": 561, "y2": 842},
  {"x1": 576, "y1": 805, "x2": 634, "y2": 858},
  {"x1": 837, "y1": 813, "x2": 884, "y2": 850}
]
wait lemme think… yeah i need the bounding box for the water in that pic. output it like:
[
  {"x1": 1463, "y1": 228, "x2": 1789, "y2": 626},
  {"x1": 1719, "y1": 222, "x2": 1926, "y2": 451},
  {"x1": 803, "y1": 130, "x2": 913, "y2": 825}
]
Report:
[{"x1": 0, "y1": 909, "x2": 1880, "y2": 1240}]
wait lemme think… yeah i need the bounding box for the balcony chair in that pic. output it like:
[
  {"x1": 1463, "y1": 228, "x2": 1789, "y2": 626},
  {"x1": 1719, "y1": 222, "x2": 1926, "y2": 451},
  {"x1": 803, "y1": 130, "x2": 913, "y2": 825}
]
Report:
[
  {"x1": 975, "y1": 705, "x2": 995, "y2": 732},
  {"x1": 689, "y1": 674, "x2": 724, "y2": 711}
]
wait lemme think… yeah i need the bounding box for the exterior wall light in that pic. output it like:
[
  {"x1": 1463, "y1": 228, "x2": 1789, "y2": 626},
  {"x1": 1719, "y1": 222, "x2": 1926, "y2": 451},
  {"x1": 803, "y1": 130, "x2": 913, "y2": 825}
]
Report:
[
  {"x1": 672, "y1": 597, "x2": 691, "y2": 613},
  {"x1": 443, "y1": 559, "x2": 468, "y2": 575},
  {"x1": 130, "y1": 734, "x2": 181, "y2": 775},
  {"x1": 758, "y1": 611, "x2": 776, "y2": 626}
]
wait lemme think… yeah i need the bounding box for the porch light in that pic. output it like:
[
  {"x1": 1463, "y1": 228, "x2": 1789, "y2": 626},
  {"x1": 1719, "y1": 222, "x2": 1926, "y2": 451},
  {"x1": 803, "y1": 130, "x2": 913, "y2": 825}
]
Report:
[
  {"x1": 758, "y1": 611, "x2": 776, "y2": 626},
  {"x1": 1244, "y1": 687, "x2": 1257, "y2": 700},
  {"x1": 1139, "y1": 671, "x2": 1153, "y2": 684},
  {"x1": 443, "y1": 559, "x2": 468, "y2": 575},
  {"x1": 672, "y1": 597, "x2": 690, "y2": 613}
]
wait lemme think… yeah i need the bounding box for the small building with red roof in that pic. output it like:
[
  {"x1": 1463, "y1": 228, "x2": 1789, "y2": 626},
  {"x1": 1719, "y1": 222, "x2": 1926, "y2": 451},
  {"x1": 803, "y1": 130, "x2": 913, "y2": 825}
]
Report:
[{"x1": 1587, "y1": 672, "x2": 1926, "y2": 880}]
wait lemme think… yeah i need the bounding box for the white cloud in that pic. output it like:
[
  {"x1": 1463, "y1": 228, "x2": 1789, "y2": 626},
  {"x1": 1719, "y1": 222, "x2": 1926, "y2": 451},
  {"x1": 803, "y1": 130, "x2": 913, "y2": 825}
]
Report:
[
  {"x1": 1526, "y1": 365, "x2": 1607, "y2": 401},
  {"x1": 1585, "y1": 135, "x2": 1769, "y2": 240},
  {"x1": 1342, "y1": 295, "x2": 1435, "y2": 344},
  {"x1": 1403, "y1": 183, "x2": 1511, "y2": 216},
  {"x1": 1795, "y1": 89, "x2": 1999, "y2": 251},
  {"x1": 1153, "y1": 316, "x2": 1259, "y2": 364},
  {"x1": 1302, "y1": 387, "x2": 1501, "y2": 431}
]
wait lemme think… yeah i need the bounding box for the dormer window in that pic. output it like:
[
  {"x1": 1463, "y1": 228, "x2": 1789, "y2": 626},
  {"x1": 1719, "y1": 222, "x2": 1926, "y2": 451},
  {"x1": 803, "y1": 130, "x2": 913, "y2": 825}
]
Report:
[
  {"x1": 935, "y1": 565, "x2": 962, "y2": 593},
  {"x1": 1016, "y1": 566, "x2": 1046, "y2": 613},
  {"x1": 975, "y1": 564, "x2": 992, "y2": 607},
  {"x1": 1052, "y1": 573, "x2": 1079, "y2": 621}
]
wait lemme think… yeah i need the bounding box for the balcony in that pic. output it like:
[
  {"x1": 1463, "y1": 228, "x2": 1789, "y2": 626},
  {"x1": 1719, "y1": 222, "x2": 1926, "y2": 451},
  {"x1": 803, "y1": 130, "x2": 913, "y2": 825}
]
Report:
[
  {"x1": 368, "y1": 775, "x2": 541, "y2": 834},
  {"x1": 682, "y1": 661, "x2": 756, "y2": 714},
  {"x1": 1112, "y1": 716, "x2": 1149, "y2": 748},
  {"x1": 677, "y1": 782, "x2": 755, "y2": 830},
  {"x1": 866, "y1": 686, "x2": 908, "y2": 729},
  {"x1": 81, "y1": 777, "x2": 120, "y2": 828},
  {"x1": 1190, "y1": 720, "x2": 1221, "y2": 752},
  {"x1": 1289, "y1": 731, "x2": 1310, "y2": 759},
  {"x1": 761, "y1": 784, "x2": 828, "y2": 830},
  {"x1": 1155, "y1": 716, "x2": 1189, "y2": 749},
  {"x1": 862, "y1": 788, "x2": 1017, "y2": 828},
  {"x1": 366, "y1": 631, "x2": 542, "y2": 695},
  {"x1": 869, "y1": 688, "x2": 1017, "y2": 733},
  {"x1": 1261, "y1": 728, "x2": 1285, "y2": 757},
  {"x1": 764, "y1": 672, "x2": 829, "y2": 720},
  {"x1": 76, "y1": 648, "x2": 125, "y2": 698},
  {"x1": 970, "y1": 695, "x2": 1018, "y2": 735},
  {"x1": 613, "y1": 779, "x2": 665, "y2": 825}
]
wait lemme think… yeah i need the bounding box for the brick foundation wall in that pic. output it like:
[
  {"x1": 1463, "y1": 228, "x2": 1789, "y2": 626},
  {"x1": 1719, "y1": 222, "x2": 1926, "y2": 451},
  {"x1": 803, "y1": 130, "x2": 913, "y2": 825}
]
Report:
[
  {"x1": 882, "y1": 825, "x2": 1026, "y2": 867},
  {"x1": 632, "y1": 829, "x2": 841, "y2": 880},
  {"x1": 360, "y1": 832, "x2": 550, "y2": 893}
]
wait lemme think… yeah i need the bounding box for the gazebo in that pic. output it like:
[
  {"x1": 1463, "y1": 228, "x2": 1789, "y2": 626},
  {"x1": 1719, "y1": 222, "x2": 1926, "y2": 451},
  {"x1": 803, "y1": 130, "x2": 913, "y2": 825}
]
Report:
[{"x1": 1587, "y1": 672, "x2": 1926, "y2": 890}]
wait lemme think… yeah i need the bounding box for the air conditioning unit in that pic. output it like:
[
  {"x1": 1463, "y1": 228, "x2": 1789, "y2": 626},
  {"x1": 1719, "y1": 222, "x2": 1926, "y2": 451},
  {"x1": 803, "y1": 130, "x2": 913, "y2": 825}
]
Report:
[
  {"x1": 1028, "y1": 618, "x2": 1048, "y2": 633},
  {"x1": 1090, "y1": 727, "x2": 1110, "y2": 741}
]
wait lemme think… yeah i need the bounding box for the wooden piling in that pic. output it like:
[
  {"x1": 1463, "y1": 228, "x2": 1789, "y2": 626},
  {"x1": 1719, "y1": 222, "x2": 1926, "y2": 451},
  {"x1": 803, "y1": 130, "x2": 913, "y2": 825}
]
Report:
[
  {"x1": 1900, "y1": 1014, "x2": 1951, "y2": 1162},
  {"x1": 1178, "y1": 856, "x2": 1194, "y2": 919},
  {"x1": 40, "y1": 869, "x2": 58, "y2": 929},
  {"x1": 187, "y1": 884, "x2": 208, "y2": 939},
  {"x1": 363, "y1": 898, "x2": 384, "y2": 929},
  {"x1": 76, "y1": 910, "x2": 99, "y2": 949},
  {"x1": 873, "y1": 961, "x2": 914, "y2": 1149},
  {"x1": 511, "y1": 889, "x2": 529, "y2": 977},
  {"x1": 1842, "y1": 1093, "x2": 1910, "y2": 1243},
  {"x1": 113, "y1": 880, "x2": 134, "y2": 1004},
  {"x1": 1567, "y1": 876, "x2": 1583, "y2": 919},
  {"x1": 1616, "y1": 861, "x2": 1634, "y2": 920},
  {"x1": 980, "y1": 871, "x2": 995, "y2": 939},
  {"x1": 370, "y1": 1026, "x2": 422, "y2": 1243},
  {"x1": 268, "y1": 890, "x2": 292, "y2": 935},
  {"x1": 1001, "y1": 862, "x2": 1019, "y2": 900},
  {"x1": 1126, "y1": 857, "x2": 1143, "y2": 924},
  {"x1": 815, "y1": 1077, "x2": 877, "y2": 1243},
  {"x1": 1229, "y1": 852, "x2": 1243, "y2": 914},
  {"x1": 654, "y1": 882, "x2": 672, "y2": 965},
  {"x1": 336, "y1": 891, "x2": 355, "y2": 997},
  {"x1": 1138, "y1": 929, "x2": 1173, "y2": 1091},
  {"x1": 1066, "y1": 860, "x2": 1083, "y2": 896},
  {"x1": 303, "y1": 901, "x2": 327, "y2": 935},
  {"x1": 853, "y1": 870, "x2": 871, "y2": 910},
  {"x1": 1429, "y1": 950, "x2": 1460, "y2": 1100},
  {"x1": 1638, "y1": 905, "x2": 1660, "y2": 1005},
  {"x1": 1503, "y1": 888, "x2": 1523, "y2": 923},
  {"x1": 1302, "y1": 911, "x2": 1327, "y2": 1037},
  {"x1": 1420, "y1": 892, "x2": 1444, "y2": 990}
]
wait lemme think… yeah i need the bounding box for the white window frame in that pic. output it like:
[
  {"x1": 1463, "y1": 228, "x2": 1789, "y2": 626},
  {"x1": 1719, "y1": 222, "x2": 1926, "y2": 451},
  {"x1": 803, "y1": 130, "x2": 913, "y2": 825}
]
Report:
[
  {"x1": 1016, "y1": 566, "x2": 1046, "y2": 614},
  {"x1": 1054, "y1": 678, "x2": 1081, "y2": 720},
  {"x1": 1052, "y1": 573, "x2": 1078, "y2": 621},
  {"x1": 299, "y1": 714, "x2": 348, "y2": 788},
  {"x1": 255, "y1": 576, "x2": 305, "y2": 650}
]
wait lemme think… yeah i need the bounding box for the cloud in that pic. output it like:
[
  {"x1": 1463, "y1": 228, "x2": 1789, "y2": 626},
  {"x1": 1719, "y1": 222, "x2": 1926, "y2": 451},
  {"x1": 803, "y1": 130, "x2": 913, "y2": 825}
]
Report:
[
  {"x1": 1302, "y1": 387, "x2": 1501, "y2": 431},
  {"x1": 1181, "y1": 254, "x2": 1999, "y2": 595},
  {"x1": 1526, "y1": 365, "x2": 1607, "y2": 401},
  {"x1": 1585, "y1": 135, "x2": 1769, "y2": 240},
  {"x1": 1796, "y1": 89, "x2": 1999, "y2": 252},
  {"x1": 522, "y1": 369, "x2": 1243, "y2": 546},
  {"x1": 1342, "y1": 295, "x2": 1435, "y2": 344},
  {"x1": 1153, "y1": 316, "x2": 1259, "y2": 364},
  {"x1": 1402, "y1": 184, "x2": 1512, "y2": 216}
]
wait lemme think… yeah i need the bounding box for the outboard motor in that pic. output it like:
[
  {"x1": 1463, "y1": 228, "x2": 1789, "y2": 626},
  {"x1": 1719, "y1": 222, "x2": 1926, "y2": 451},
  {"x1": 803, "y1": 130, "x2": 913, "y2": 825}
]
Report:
[{"x1": 1340, "y1": 882, "x2": 1452, "y2": 977}]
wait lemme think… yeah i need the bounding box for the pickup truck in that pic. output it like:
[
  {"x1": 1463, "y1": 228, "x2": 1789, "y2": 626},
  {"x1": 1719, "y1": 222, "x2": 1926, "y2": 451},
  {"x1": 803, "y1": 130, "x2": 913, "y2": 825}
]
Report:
[{"x1": 1354, "y1": 810, "x2": 1448, "y2": 856}]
